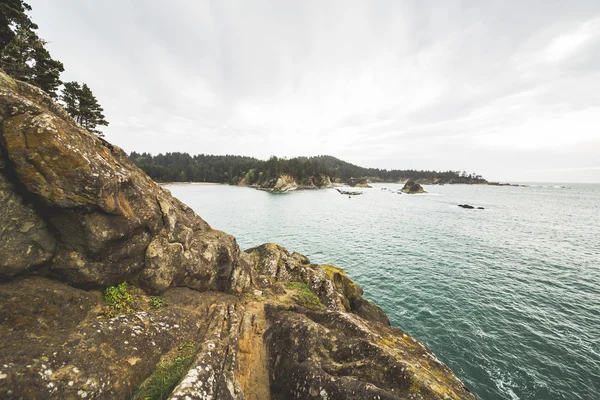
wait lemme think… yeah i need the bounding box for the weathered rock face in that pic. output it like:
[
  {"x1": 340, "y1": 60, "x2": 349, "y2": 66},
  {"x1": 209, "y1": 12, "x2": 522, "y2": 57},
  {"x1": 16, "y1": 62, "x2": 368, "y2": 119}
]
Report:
[
  {"x1": 258, "y1": 174, "x2": 298, "y2": 192},
  {"x1": 0, "y1": 157, "x2": 55, "y2": 278},
  {"x1": 246, "y1": 243, "x2": 390, "y2": 326},
  {"x1": 0, "y1": 71, "x2": 476, "y2": 400},
  {"x1": 0, "y1": 276, "x2": 243, "y2": 399},
  {"x1": 266, "y1": 304, "x2": 475, "y2": 400},
  {"x1": 402, "y1": 180, "x2": 426, "y2": 194},
  {"x1": 0, "y1": 70, "x2": 251, "y2": 294},
  {"x1": 348, "y1": 177, "x2": 372, "y2": 188},
  {"x1": 311, "y1": 174, "x2": 332, "y2": 188}
]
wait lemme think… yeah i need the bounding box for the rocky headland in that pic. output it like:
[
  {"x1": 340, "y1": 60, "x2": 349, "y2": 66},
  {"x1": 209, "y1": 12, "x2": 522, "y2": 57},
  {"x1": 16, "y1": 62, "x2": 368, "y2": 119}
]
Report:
[{"x1": 0, "y1": 71, "x2": 476, "y2": 399}]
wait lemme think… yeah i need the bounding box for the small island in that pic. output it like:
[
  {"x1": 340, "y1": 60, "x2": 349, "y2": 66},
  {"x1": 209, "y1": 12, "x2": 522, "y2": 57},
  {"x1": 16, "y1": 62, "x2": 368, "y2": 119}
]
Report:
[{"x1": 401, "y1": 180, "x2": 426, "y2": 194}]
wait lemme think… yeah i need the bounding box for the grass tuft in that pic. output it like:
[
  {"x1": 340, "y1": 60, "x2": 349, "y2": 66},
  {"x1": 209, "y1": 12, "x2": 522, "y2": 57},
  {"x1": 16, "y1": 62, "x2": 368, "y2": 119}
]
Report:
[
  {"x1": 132, "y1": 342, "x2": 197, "y2": 400},
  {"x1": 285, "y1": 281, "x2": 322, "y2": 307}
]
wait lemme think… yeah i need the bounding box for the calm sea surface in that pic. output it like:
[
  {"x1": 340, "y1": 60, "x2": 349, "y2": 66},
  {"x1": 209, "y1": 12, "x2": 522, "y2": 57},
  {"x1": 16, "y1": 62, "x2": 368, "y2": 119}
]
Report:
[{"x1": 165, "y1": 182, "x2": 600, "y2": 400}]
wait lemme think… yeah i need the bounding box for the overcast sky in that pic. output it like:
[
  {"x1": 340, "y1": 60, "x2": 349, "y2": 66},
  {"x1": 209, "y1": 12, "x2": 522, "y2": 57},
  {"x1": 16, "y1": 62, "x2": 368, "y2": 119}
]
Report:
[{"x1": 28, "y1": 1, "x2": 600, "y2": 182}]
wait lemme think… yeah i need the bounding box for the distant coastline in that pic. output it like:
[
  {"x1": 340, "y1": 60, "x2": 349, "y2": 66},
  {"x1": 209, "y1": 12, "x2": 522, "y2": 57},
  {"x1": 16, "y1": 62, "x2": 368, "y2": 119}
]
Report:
[{"x1": 131, "y1": 152, "x2": 488, "y2": 187}]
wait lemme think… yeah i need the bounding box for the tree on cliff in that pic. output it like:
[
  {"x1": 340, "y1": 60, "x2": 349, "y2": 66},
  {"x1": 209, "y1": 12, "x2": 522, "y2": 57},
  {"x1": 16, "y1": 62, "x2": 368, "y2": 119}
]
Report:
[
  {"x1": 60, "y1": 81, "x2": 109, "y2": 137},
  {"x1": 0, "y1": 0, "x2": 64, "y2": 97},
  {"x1": 0, "y1": 0, "x2": 34, "y2": 52}
]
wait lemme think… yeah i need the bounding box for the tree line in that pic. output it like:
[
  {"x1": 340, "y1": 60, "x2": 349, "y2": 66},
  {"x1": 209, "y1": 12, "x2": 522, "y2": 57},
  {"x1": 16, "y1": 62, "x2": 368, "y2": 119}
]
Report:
[
  {"x1": 130, "y1": 152, "x2": 487, "y2": 185},
  {"x1": 0, "y1": 1, "x2": 108, "y2": 136}
]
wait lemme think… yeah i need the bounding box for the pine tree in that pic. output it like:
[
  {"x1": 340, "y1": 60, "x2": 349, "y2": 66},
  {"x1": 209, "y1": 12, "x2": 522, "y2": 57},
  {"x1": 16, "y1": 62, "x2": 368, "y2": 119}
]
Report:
[
  {"x1": 60, "y1": 81, "x2": 109, "y2": 137},
  {"x1": 0, "y1": 0, "x2": 64, "y2": 97},
  {"x1": 31, "y1": 44, "x2": 64, "y2": 95},
  {"x1": 60, "y1": 81, "x2": 81, "y2": 118},
  {"x1": 0, "y1": 0, "x2": 36, "y2": 52}
]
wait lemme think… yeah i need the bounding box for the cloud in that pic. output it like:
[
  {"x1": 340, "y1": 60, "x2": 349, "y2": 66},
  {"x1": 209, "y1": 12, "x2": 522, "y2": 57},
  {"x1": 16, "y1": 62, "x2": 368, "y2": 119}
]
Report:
[{"x1": 27, "y1": 0, "x2": 600, "y2": 182}]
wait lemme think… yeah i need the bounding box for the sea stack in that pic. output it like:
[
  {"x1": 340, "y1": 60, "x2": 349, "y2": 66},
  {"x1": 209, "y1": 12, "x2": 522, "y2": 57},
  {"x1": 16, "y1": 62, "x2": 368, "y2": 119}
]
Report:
[
  {"x1": 0, "y1": 70, "x2": 475, "y2": 399},
  {"x1": 401, "y1": 180, "x2": 426, "y2": 194}
]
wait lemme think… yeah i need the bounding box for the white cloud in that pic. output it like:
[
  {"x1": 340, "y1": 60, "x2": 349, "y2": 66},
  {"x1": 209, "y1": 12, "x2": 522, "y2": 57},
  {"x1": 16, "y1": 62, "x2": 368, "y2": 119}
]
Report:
[
  {"x1": 544, "y1": 18, "x2": 600, "y2": 63},
  {"x1": 27, "y1": 0, "x2": 600, "y2": 182}
]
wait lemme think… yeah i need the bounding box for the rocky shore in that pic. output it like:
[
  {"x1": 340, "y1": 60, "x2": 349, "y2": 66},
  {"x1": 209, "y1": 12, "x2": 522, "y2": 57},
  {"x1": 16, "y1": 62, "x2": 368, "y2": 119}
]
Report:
[{"x1": 0, "y1": 71, "x2": 476, "y2": 399}]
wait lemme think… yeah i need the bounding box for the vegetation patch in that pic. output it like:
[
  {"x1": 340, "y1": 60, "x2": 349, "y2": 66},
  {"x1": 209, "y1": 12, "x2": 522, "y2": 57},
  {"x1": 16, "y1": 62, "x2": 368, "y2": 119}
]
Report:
[
  {"x1": 103, "y1": 281, "x2": 134, "y2": 317},
  {"x1": 133, "y1": 342, "x2": 197, "y2": 400},
  {"x1": 322, "y1": 264, "x2": 346, "y2": 280},
  {"x1": 150, "y1": 296, "x2": 164, "y2": 308},
  {"x1": 285, "y1": 281, "x2": 322, "y2": 308}
]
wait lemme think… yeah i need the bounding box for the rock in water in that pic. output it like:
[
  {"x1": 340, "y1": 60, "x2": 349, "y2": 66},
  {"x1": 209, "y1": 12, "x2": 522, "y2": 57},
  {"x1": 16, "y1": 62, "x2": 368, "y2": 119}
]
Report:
[
  {"x1": 0, "y1": 70, "x2": 476, "y2": 399},
  {"x1": 458, "y1": 204, "x2": 484, "y2": 210},
  {"x1": 401, "y1": 180, "x2": 426, "y2": 194}
]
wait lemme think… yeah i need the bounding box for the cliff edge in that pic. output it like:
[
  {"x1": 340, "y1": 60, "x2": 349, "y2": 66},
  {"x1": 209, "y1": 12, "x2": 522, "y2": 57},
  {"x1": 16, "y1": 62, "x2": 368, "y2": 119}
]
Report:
[{"x1": 0, "y1": 71, "x2": 476, "y2": 399}]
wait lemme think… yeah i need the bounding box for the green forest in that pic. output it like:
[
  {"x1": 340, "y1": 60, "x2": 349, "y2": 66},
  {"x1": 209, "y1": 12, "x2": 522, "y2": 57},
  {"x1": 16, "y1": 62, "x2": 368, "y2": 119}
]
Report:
[{"x1": 129, "y1": 152, "x2": 487, "y2": 185}]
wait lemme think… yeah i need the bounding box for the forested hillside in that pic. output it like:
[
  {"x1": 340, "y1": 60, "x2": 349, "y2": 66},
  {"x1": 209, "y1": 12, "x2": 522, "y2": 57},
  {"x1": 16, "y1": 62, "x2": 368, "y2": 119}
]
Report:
[{"x1": 130, "y1": 152, "x2": 487, "y2": 185}]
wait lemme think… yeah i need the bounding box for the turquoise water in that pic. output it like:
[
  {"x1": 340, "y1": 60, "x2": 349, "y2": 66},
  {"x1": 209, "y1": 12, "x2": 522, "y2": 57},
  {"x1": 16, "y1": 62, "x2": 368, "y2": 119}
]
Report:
[{"x1": 166, "y1": 183, "x2": 600, "y2": 400}]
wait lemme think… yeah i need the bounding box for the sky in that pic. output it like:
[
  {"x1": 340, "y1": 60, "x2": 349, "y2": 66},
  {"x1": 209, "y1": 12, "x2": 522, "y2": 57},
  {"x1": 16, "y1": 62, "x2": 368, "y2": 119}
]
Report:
[{"x1": 27, "y1": 0, "x2": 600, "y2": 183}]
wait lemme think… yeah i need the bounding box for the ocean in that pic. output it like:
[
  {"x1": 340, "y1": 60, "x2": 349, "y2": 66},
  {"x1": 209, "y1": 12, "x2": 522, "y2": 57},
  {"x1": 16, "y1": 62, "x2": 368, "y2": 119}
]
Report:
[{"x1": 165, "y1": 182, "x2": 600, "y2": 400}]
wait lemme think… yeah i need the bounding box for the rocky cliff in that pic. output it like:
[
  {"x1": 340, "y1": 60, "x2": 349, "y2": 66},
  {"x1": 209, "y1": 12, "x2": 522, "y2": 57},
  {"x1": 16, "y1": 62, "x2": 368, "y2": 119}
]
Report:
[
  {"x1": 0, "y1": 70, "x2": 476, "y2": 400},
  {"x1": 252, "y1": 174, "x2": 332, "y2": 192},
  {"x1": 258, "y1": 174, "x2": 298, "y2": 192}
]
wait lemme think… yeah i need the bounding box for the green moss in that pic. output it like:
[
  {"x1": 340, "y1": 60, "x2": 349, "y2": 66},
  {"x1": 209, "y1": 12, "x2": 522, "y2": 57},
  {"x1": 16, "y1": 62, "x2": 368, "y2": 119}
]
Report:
[
  {"x1": 322, "y1": 264, "x2": 346, "y2": 280},
  {"x1": 285, "y1": 282, "x2": 322, "y2": 308},
  {"x1": 178, "y1": 341, "x2": 195, "y2": 350},
  {"x1": 132, "y1": 342, "x2": 197, "y2": 400},
  {"x1": 103, "y1": 282, "x2": 133, "y2": 317}
]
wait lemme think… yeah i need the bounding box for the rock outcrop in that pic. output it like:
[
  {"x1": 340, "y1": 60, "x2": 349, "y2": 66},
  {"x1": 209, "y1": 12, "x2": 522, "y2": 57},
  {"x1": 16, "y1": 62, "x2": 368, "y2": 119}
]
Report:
[
  {"x1": 348, "y1": 177, "x2": 372, "y2": 188},
  {"x1": 303, "y1": 174, "x2": 333, "y2": 189},
  {"x1": 401, "y1": 180, "x2": 426, "y2": 194},
  {"x1": 258, "y1": 174, "x2": 298, "y2": 192},
  {"x1": 255, "y1": 174, "x2": 333, "y2": 192},
  {"x1": 0, "y1": 71, "x2": 476, "y2": 399},
  {"x1": 0, "y1": 71, "x2": 251, "y2": 293},
  {"x1": 336, "y1": 187, "x2": 363, "y2": 196}
]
